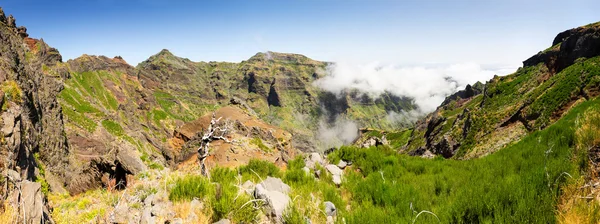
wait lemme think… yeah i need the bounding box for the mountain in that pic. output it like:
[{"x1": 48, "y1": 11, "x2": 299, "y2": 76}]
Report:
[
  {"x1": 1, "y1": 5, "x2": 600, "y2": 224},
  {"x1": 403, "y1": 22, "x2": 600, "y2": 159}
]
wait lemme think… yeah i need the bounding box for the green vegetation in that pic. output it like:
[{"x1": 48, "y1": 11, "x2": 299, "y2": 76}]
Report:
[
  {"x1": 250, "y1": 137, "x2": 271, "y2": 152},
  {"x1": 101, "y1": 120, "x2": 125, "y2": 137},
  {"x1": 169, "y1": 175, "x2": 212, "y2": 202},
  {"x1": 62, "y1": 104, "x2": 98, "y2": 132},
  {"x1": 321, "y1": 98, "x2": 600, "y2": 223},
  {"x1": 71, "y1": 71, "x2": 119, "y2": 111},
  {"x1": 238, "y1": 159, "x2": 282, "y2": 182},
  {"x1": 1, "y1": 80, "x2": 22, "y2": 105},
  {"x1": 33, "y1": 153, "x2": 50, "y2": 196},
  {"x1": 59, "y1": 87, "x2": 101, "y2": 114},
  {"x1": 527, "y1": 56, "x2": 600, "y2": 129},
  {"x1": 168, "y1": 168, "x2": 261, "y2": 223},
  {"x1": 148, "y1": 109, "x2": 169, "y2": 126}
]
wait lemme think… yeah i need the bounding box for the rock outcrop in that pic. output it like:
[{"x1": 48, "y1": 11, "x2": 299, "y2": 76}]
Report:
[{"x1": 524, "y1": 22, "x2": 600, "y2": 74}]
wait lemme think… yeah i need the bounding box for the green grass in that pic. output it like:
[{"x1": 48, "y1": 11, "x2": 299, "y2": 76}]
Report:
[
  {"x1": 238, "y1": 159, "x2": 282, "y2": 182},
  {"x1": 62, "y1": 104, "x2": 97, "y2": 132},
  {"x1": 169, "y1": 175, "x2": 212, "y2": 202},
  {"x1": 321, "y1": 97, "x2": 600, "y2": 223},
  {"x1": 527, "y1": 56, "x2": 600, "y2": 129},
  {"x1": 70, "y1": 71, "x2": 119, "y2": 111},
  {"x1": 386, "y1": 129, "x2": 412, "y2": 148},
  {"x1": 250, "y1": 137, "x2": 271, "y2": 152},
  {"x1": 59, "y1": 87, "x2": 102, "y2": 114},
  {"x1": 1, "y1": 80, "x2": 22, "y2": 104},
  {"x1": 148, "y1": 109, "x2": 169, "y2": 126},
  {"x1": 101, "y1": 120, "x2": 125, "y2": 137},
  {"x1": 168, "y1": 168, "x2": 261, "y2": 222}
]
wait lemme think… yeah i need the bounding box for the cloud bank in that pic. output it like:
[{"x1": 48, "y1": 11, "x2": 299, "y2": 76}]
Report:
[{"x1": 314, "y1": 62, "x2": 516, "y2": 113}]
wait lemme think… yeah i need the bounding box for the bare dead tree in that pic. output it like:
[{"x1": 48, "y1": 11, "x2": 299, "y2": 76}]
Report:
[{"x1": 197, "y1": 113, "x2": 233, "y2": 177}]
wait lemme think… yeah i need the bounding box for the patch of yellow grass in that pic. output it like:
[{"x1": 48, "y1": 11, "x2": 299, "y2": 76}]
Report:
[
  {"x1": 0, "y1": 202, "x2": 17, "y2": 223},
  {"x1": 48, "y1": 189, "x2": 118, "y2": 224},
  {"x1": 558, "y1": 108, "x2": 600, "y2": 223},
  {"x1": 557, "y1": 179, "x2": 600, "y2": 224},
  {"x1": 172, "y1": 201, "x2": 211, "y2": 223}
]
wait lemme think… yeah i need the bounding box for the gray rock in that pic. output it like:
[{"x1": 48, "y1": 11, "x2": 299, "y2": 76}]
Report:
[
  {"x1": 259, "y1": 176, "x2": 290, "y2": 194},
  {"x1": 111, "y1": 202, "x2": 130, "y2": 223},
  {"x1": 190, "y1": 198, "x2": 203, "y2": 210},
  {"x1": 326, "y1": 216, "x2": 335, "y2": 224},
  {"x1": 213, "y1": 219, "x2": 231, "y2": 224},
  {"x1": 141, "y1": 207, "x2": 155, "y2": 224},
  {"x1": 305, "y1": 153, "x2": 323, "y2": 169},
  {"x1": 242, "y1": 180, "x2": 255, "y2": 195},
  {"x1": 337, "y1": 160, "x2": 347, "y2": 169},
  {"x1": 116, "y1": 142, "x2": 147, "y2": 175},
  {"x1": 332, "y1": 175, "x2": 342, "y2": 186},
  {"x1": 4, "y1": 169, "x2": 21, "y2": 182},
  {"x1": 302, "y1": 167, "x2": 311, "y2": 175},
  {"x1": 314, "y1": 169, "x2": 321, "y2": 178},
  {"x1": 324, "y1": 201, "x2": 337, "y2": 216},
  {"x1": 144, "y1": 194, "x2": 155, "y2": 206},
  {"x1": 21, "y1": 181, "x2": 43, "y2": 224},
  {"x1": 1, "y1": 105, "x2": 20, "y2": 136},
  {"x1": 325, "y1": 165, "x2": 343, "y2": 176},
  {"x1": 254, "y1": 183, "x2": 290, "y2": 221}
]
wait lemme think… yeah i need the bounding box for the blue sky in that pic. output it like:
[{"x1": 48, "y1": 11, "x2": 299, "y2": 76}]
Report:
[{"x1": 2, "y1": 0, "x2": 598, "y2": 67}]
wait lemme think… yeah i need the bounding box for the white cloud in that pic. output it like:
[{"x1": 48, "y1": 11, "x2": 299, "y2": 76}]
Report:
[{"x1": 314, "y1": 61, "x2": 516, "y2": 113}]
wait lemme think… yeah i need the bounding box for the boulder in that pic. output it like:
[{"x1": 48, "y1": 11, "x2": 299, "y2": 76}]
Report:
[
  {"x1": 314, "y1": 169, "x2": 321, "y2": 178},
  {"x1": 242, "y1": 180, "x2": 255, "y2": 195},
  {"x1": 325, "y1": 165, "x2": 343, "y2": 176},
  {"x1": 337, "y1": 160, "x2": 347, "y2": 169},
  {"x1": 141, "y1": 207, "x2": 155, "y2": 224},
  {"x1": 116, "y1": 143, "x2": 147, "y2": 175},
  {"x1": 254, "y1": 183, "x2": 290, "y2": 221},
  {"x1": 190, "y1": 198, "x2": 203, "y2": 210},
  {"x1": 21, "y1": 181, "x2": 43, "y2": 224},
  {"x1": 325, "y1": 165, "x2": 343, "y2": 185},
  {"x1": 332, "y1": 175, "x2": 342, "y2": 186},
  {"x1": 259, "y1": 176, "x2": 290, "y2": 194},
  {"x1": 302, "y1": 167, "x2": 311, "y2": 175},
  {"x1": 305, "y1": 153, "x2": 323, "y2": 169},
  {"x1": 110, "y1": 202, "x2": 130, "y2": 223},
  {"x1": 324, "y1": 201, "x2": 337, "y2": 216},
  {"x1": 4, "y1": 169, "x2": 21, "y2": 182},
  {"x1": 144, "y1": 194, "x2": 155, "y2": 206},
  {"x1": 326, "y1": 215, "x2": 335, "y2": 224}
]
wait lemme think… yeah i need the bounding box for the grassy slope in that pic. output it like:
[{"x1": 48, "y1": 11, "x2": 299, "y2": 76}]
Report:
[{"x1": 323, "y1": 97, "x2": 598, "y2": 223}]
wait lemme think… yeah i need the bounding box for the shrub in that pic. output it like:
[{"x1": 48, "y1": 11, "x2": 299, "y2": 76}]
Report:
[
  {"x1": 210, "y1": 167, "x2": 259, "y2": 222},
  {"x1": 169, "y1": 175, "x2": 212, "y2": 202},
  {"x1": 1, "y1": 80, "x2": 22, "y2": 104},
  {"x1": 238, "y1": 159, "x2": 282, "y2": 182},
  {"x1": 250, "y1": 137, "x2": 271, "y2": 152}
]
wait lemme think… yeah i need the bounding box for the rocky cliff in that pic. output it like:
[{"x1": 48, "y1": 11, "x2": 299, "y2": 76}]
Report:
[{"x1": 0, "y1": 8, "x2": 68, "y2": 223}]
